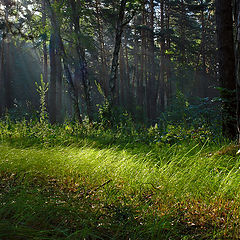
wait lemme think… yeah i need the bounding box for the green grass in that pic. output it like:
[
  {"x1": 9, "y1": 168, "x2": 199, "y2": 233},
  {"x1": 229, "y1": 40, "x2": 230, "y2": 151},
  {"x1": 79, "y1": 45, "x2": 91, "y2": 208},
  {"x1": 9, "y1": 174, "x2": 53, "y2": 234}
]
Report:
[{"x1": 0, "y1": 121, "x2": 240, "y2": 239}]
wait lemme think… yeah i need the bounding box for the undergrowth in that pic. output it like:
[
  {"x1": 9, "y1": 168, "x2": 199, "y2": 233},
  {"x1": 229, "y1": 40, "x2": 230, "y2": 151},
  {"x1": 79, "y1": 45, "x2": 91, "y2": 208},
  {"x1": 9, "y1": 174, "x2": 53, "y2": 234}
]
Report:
[{"x1": 0, "y1": 119, "x2": 239, "y2": 239}]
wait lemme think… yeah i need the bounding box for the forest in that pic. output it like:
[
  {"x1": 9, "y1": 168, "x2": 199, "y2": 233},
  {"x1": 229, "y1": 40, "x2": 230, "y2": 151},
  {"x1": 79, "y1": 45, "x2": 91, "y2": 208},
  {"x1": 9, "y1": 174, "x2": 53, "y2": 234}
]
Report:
[{"x1": 0, "y1": 0, "x2": 240, "y2": 239}]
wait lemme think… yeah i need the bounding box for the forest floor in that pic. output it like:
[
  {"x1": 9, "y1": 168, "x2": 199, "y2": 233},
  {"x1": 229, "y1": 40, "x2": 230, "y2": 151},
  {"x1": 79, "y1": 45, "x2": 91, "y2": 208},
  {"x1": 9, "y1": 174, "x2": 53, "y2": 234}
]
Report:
[{"x1": 0, "y1": 123, "x2": 240, "y2": 239}]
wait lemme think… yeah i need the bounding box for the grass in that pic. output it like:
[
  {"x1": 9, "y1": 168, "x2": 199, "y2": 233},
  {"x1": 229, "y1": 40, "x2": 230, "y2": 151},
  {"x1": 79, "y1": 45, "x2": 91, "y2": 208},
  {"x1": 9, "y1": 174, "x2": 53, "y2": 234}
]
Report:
[{"x1": 0, "y1": 120, "x2": 240, "y2": 239}]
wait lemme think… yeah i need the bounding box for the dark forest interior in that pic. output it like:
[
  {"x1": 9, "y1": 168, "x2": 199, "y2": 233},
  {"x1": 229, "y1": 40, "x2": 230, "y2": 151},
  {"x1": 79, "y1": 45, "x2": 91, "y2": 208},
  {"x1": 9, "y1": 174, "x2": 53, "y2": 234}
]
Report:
[{"x1": 0, "y1": 0, "x2": 240, "y2": 239}]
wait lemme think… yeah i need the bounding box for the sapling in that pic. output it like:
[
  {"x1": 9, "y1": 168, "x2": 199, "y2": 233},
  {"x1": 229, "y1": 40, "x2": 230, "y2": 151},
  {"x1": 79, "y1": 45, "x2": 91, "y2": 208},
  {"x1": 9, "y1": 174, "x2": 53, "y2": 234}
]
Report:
[{"x1": 36, "y1": 74, "x2": 49, "y2": 123}]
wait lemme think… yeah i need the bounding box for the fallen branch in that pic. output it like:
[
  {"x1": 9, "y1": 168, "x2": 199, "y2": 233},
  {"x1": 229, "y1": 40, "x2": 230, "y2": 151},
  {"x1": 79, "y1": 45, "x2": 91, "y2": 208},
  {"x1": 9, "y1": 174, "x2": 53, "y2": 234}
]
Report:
[{"x1": 77, "y1": 179, "x2": 112, "y2": 199}]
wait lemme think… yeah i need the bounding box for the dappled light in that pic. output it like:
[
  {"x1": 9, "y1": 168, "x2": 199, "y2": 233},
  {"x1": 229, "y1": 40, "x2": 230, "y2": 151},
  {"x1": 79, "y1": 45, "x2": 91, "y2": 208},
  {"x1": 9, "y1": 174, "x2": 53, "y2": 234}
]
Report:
[{"x1": 0, "y1": 0, "x2": 240, "y2": 239}]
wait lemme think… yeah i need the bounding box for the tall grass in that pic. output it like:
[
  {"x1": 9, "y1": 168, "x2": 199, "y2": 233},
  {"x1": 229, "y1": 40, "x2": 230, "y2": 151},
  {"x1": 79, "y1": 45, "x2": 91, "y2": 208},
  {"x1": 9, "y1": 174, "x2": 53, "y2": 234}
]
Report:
[{"x1": 0, "y1": 120, "x2": 239, "y2": 239}]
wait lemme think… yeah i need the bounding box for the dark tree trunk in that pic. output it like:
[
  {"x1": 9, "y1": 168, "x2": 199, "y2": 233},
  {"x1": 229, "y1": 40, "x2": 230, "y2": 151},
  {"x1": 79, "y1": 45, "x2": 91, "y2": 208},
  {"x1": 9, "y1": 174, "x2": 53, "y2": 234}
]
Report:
[
  {"x1": 124, "y1": 34, "x2": 132, "y2": 112},
  {"x1": 235, "y1": 0, "x2": 240, "y2": 142},
  {"x1": 3, "y1": 43, "x2": 12, "y2": 111},
  {"x1": 95, "y1": 0, "x2": 108, "y2": 98},
  {"x1": 42, "y1": 0, "x2": 48, "y2": 84},
  {"x1": 45, "y1": 0, "x2": 82, "y2": 123},
  {"x1": 146, "y1": 0, "x2": 157, "y2": 123},
  {"x1": 138, "y1": 1, "x2": 146, "y2": 112},
  {"x1": 216, "y1": 0, "x2": 236, "y2": 139},
  {"x1": 70, "y1": 0, "x2": 93, "y2": 122},
  {"x1": 133, "y1": 19, "x2": 139, "y2": 104},
  {"x1": 49, "y1": 34, "x2": 57, "y2": 124},
  {"x1": 3, "y1": 5, "x2": 12, "y2": 111},
  {"x1": 159, "y1": 0, "x2": 165, "y2": 112},
  {"x1": 0, "y1": 38, "x2": 5, "y2": 117},
  {"x1": 194, "y1": 0, "x2": 207, "y2": 98},
  {"x1": 119, "y1": 44, "x2": 125, "y2": 107},
  {"x1": 49, "y1": 32, "x2": 63, "y2": 124},
  {"x1": 165, "y1": 0, "x2": 171, "y2": 108},
  {"x1": 109, "y1": 0, "x2": 127, "y2": 106},
  {"x1": 55, "y1": 38, "x2": 62, "y2": 122},
  {"x1": 200, "y1": 0, "x2": 206, "y2": 75},
  {"x1": 42, "y1": 0, "x2": 49, "y2": 118},
  {"x1": 179, "y1": 0, "x2": 186, "y2": 92}
]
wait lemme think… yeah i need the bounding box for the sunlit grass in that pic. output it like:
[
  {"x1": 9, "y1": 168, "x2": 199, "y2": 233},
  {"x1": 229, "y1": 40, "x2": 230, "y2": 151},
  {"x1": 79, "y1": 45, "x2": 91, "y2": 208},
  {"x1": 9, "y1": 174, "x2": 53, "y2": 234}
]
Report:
[{"x1": 0, "y1": 121, "x2": 239, "y2": 239}]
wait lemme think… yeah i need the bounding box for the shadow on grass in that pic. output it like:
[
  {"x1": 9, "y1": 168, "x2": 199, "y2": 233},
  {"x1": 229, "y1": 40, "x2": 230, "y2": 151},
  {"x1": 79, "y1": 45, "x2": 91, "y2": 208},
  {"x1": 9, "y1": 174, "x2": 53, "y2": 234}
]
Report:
[{"x1": 0, "y1": 173, "x2": 202, "y2": 240}]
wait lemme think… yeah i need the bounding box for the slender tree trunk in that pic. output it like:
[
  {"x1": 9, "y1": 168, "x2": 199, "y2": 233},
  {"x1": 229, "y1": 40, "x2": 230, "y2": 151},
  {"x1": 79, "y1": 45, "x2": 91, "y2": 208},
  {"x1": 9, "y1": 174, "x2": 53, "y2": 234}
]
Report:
[
  {"x1": 201, "y1": 0, "x2": 206, "y2": 75},
  {"x1": 95, "y1": 0, "x2": 108, "y2": 97},
  {"x1": 159, "y1": 0, "x2": 165, "y2": 112},
  {"x1": 0, "y1": 38, "x2": 5, "y2": 117},
  {"x1": 56, "y1": 39, "x2": 62, "y2": 122},
  {"x1": 49, "y1": 34, "x2": 57, "y2": 124},
  {"x1": 147, "y1": 0, "x2": 157, "y2": 123},
  {"x1": 200, "y1": 0, "x2": 207, "y2": 97},
  {"x1": 179, "y1": 0, "x2": 186, "y2": 92},
  {"x1": 42, "y1": 0, "x2": 48, "y2": 84},
  {"x1": 138, "y1": 1, "x2": 146, "y2": 112},
  {"x1": 4, "y1": 38, "x2": 12, "y2": 110},
  {"x1": 109, "y1": 0, "x2": 127, "y2": 106},
  {"x1": 216, "y1": 0, "x2": 236, "y2": 139},
  {"x1": 70, "y1": 0, "x2": 93, "y2": 122},
  {"x1": 119, "y1": 44, "x2": 125, "y2": 106},
  {"x1": 165, "y1": 0, "x2": 171, "y2": 107},
  {"x1": 124, "y1": 34, "x2": 131, "y2": 112},
  {"x1": 133, "y1": 19, "x2": 139, "y2": 103},
  {"x1": 3, "y1": 5, "x2": 12, "y2": 111},
  {"x1": 194, "y1": 0, "x2": 207, "y2": 98},
  {"x1": 42, "y1": 0, "x2": 49, "y2": 119}
]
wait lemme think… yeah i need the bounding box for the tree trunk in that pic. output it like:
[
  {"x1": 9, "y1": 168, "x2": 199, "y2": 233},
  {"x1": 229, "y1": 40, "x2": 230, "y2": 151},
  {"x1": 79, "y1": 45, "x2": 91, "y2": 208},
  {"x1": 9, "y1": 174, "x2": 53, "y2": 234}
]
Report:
[
  {"x1": 0, "y1": 38, "x2": 5, "y2": 117},
  {"x1": 45, "y1": 0, "x2": 82, "y2": 123},
  {"x1": 109, "y1": 0, "x2": 127, "y2": 106},
  {"x1": 49, "y1": 34, "x2": 57, "y2": 124},
  {"x1": 146, "y1": 0, "x2": 157, "y2": 123},
  {"x1": 133, "y1": 19, "x2": 139, "y2": 105},
  {"x1": 49, "y1": 32, "x2": 62, "y2": 124},
  {"x1": 42, "y1": 0, "x2": 48, "y2": 84},
  {"x1": 95, "y1": 0, "x2": 108, "y2": 97},
  {"x1": 70, "y1": 0, "x2": 93, "y2": 122},
  {"x1": 194, "y1": 0, "x2": 207, "y2": 98},
  {"x1": 216, "y1": 0, "x2": 236, "y2": 139},
  {"x1": 55, "y1": 38, "x2": 62, "y2": 122},
  {"x1": 42, "y1": 0, "x2": 49, "y2": 118},
  {"x1": 235, "y1": 0, "x2": 240, "y2": 142},
  {"x1": 124, "y1": 34, "x2": 131, "y2": 112},
  {"x1": 138, "y1": 1, "x2": 146, "y2": 112},
  {"x1": 159, "y1": 0, "x2": 165, "y2": 112},
  {"x1": 119, "y1": 44, "x2": 125, "y2": 107},
  {"x1": 3, "y1": 5, "x2": 12, "y2": 111}
]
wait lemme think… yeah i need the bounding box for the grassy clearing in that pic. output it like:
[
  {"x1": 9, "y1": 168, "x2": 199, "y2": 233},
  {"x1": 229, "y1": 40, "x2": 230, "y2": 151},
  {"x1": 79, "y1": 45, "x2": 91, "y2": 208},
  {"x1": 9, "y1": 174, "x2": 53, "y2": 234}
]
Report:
[{"x1": 0, "y1": 121, "x2": 240, "y2": 239}]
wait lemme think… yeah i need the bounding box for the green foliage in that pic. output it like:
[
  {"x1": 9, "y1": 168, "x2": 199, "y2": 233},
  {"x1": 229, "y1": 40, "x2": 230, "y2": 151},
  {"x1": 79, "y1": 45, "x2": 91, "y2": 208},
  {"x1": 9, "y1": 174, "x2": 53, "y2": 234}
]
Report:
[
  {"x1": 160, "y1": 92, "x2": 221, "y2": 136},
  {"x1": 97, "y1": 101, "x2": 134, "y2": 131},
  {"x1": 35, "y1": 75, "x2": 49, "y2": 123},
  {"x1": 158, "y1": 125, "x2": 214, "y2": 146},
  {"x1": 165, "y1": 90, "x2": 189, "y2": 125},
  {"x1": 0, "y1": 119, "x2": 239, "y2": 239}
]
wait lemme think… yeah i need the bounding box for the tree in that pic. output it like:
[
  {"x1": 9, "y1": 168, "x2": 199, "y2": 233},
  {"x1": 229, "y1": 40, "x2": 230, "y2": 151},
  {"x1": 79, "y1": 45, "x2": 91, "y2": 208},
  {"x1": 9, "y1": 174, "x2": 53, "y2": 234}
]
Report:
[
  {"x1": 235, "y1": 0, "x2": 240, "y2": 142},
  {"x1": 216, "y1": 0, "x2": 236, "y2": 139},
  {"x1": 68, "y1": 0, "x2": 93, "y2": 122},
  {"x1": 45, "y1": 0, "x2": 83, "y2": 123},
  {"x1": 0, "y1": 0, "x2": 221, "y2": 127},
  {"x1": 0, "y1": 0, "x2": 13, "y2": 115},
  {"x1": 95, "y1": 0, "x2": 109, "y2": 98},
  {"x1": 109, "y1": 0, "x2": 128, "y2": 106}
]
